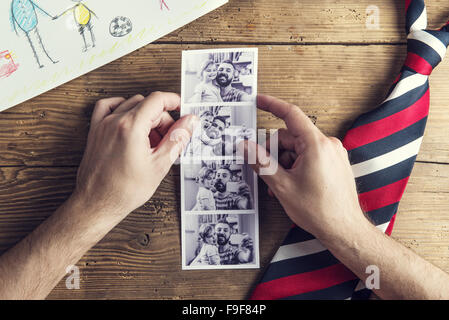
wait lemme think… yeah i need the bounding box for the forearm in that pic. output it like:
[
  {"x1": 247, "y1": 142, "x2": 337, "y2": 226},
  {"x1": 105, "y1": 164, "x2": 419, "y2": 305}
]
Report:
[
  {"x1": 0, "y1": 194, "x2": 125, "y2": 299},
  {"x1": 318, "y1": 213, "x2": 449, "y2": 299}
]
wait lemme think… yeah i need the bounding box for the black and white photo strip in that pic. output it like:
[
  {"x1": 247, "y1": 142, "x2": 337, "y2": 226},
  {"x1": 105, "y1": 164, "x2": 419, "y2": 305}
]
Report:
[
  {"x1": 182, "y1": 213, "x2": 259, "y2": 269},
  {"x1": 182, "y1": 48, "x2": 258, "y2": 105},
  {"x1": 183, "y1": 105, "x2": 256, "y2": 159},
  {"x1": 180, "y1": 48, "x2": 259, "y2": 270},
  {"x1": 182, "y1": 160, "x2": 257, "y2": 213}
]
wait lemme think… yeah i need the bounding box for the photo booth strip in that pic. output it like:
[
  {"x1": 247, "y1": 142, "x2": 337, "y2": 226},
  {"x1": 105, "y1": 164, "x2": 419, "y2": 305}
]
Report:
[{"x1": 180, "y1": 48, "x2": 260, "y2": 270}]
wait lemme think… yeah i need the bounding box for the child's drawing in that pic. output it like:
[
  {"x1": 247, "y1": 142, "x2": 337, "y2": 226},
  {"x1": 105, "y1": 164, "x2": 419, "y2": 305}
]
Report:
[
  {"x1": 109, "y1": 16, "x2": 132, "y2": 38},
  {"x1": 1, "y1": 0, "x2": 229, "y2": 112},
  {"x1": 55, "y1": 1, "x2": 98, "y2": 52},
  {"x1": 160, "y1": 0, "x2": 169, "y2": 11},
  {"x1": 10, "y1": 0, "x2": 58, "y2": 68},
  {"x1": 0, "y1": 50, "x2": 18, "y2": 79}
]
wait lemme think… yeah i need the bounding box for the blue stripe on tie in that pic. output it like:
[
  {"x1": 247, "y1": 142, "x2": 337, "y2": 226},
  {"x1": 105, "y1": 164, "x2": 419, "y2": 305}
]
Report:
[
  {"x1": 260, "y1": 250, "x2": 339, "y2": 283},
  {"x1": 407, "y1": 38, "x2": 442, "y2": 67},
  {"x1": 384, "y1": 70, "x2": 416, "y2": 99},
  {"x1": 282, "y1": 279, "x2": 360, "y2": 300},
  {"x1": 351, "y1": 288, "x2": 372, "y2": 300},
  {"x1": 348, "y1": 117, "x2": 426, "y2": 164},
  {"x1": 350, "y1": 81, "x2": 428, "y2": 129},
  {"x1": 355, "y1": 156, "x2": 417, "y2": 193},
  {"x1": 425, "y1": 30, "x2": 449, "y2": 47},
  {"x1": 365, "y1": 202, "x2": 399, "y2": 226},
  {"x1": 282, "y1": 226, "x2": 315, "y2": 246},
  {"x1": 406, "y1": 0, "x2": 425, "y2": 33}
]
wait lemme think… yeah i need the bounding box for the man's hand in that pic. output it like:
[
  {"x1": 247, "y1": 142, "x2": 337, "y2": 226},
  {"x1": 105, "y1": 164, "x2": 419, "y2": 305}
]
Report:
[
  {"x1": 74, "y1": 92, "x2": 198, "y2": 219},
  {"x1": 240, "y1": 94, "x2": 366, "y2": 240},
  {"x1": 240, "y1": 94, "x2": 449, "y2": 300},
  {"x1": 0, "y1": 91, "x2": 198, "y2": 300}
]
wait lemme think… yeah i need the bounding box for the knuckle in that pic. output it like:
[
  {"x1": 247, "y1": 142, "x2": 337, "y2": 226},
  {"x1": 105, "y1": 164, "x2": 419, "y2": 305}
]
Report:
[
  {"x1": 150, "y1": 91, "x2": 164, "y2": 101},
  {"x1": 329, "y1": 136, "x2": 343, "y2": 147},
  {"x1": 94, "y1": 99, "x2": 107, "y2": 110},
  {"x1": 133, "y1": 94, "x2": 145, "y2": 100},
  {"x1": 116, "y1": 116, "x2": 133, "y2": 135}
]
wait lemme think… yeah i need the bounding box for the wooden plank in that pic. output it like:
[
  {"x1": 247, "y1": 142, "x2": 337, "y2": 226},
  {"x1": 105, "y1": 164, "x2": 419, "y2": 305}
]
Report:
[
  {"x1": 1, "y1": 44, "x2": 449, "y2": 166},
  {"x1": 158, "y1": 0, "x2": 449, "y2": 44},
  {"x1": 0, "y1": 161, "x2": 447, "y2": 299}
]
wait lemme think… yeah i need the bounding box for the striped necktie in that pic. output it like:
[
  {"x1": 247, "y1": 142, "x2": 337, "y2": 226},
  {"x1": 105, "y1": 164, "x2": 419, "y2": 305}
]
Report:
[{"x1": 251, "y1": 0, "x2": 449, "y2": 300}]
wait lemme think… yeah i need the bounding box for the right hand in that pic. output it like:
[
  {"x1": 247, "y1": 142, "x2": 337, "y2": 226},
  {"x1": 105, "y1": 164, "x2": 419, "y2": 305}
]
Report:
[{"x1": 240, "y1": 94, "x2": 368, "y2": 241}]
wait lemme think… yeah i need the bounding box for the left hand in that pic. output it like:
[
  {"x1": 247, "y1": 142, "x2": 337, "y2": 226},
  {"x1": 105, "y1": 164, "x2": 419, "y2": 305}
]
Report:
[{"x1": 73, "y1": 92, "x2": 198, "y2": 219}]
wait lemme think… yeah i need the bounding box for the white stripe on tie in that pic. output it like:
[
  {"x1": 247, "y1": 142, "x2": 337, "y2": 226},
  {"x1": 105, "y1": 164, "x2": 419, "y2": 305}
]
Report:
[
  {"x1": 409, "y1": 6, "x2": 427, "y2": 32},
  {"x1": 352, "y1": 137, "x2": 423, "y2": 178},
  {"x1": 384, "y1": 73, "x2": 428, "y2": 102},
  {"x1": 354, "y1": 281, "x2": 366, "y2": 292},
  {"x1": 377, "y1": 221, "x2": 390, "y2": 233},
  {"x1": 408, "y1": 30, "x2": 447, "y2": 60},
  {"x1": 271, "y1": 239, "x2": 326, "y2": 263}
]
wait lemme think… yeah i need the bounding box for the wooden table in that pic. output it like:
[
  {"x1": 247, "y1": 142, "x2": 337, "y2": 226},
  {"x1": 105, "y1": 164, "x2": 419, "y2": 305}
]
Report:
[{"x1": 1, "y1": 0, "x2": 449, "y2": 299}]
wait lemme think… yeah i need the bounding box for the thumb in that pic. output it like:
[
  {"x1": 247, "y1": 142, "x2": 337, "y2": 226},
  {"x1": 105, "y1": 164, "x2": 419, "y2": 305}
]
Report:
[
  {"x1": 153, "y1": 114, "x2": 199, "y2": 171},
  {"x1": 238, "y1": 139, "x2": 289, "y2": 195}
]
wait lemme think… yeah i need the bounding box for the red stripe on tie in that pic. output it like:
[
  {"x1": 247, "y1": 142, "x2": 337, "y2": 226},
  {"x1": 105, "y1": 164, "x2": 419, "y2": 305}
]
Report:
[
  {"x1": 250, "y1": 263, "x2": 357, "y2": 300},
  {"x1": 393, "y1": 72, "x2": 402, "y2": 84},
  {"x1": 405, "y1": 0, "x2": 412, "y2": 11},
  {"x1": 404, "y1": 52, "x2": 433, "y2": 75},
  {"x1": 385, "y1": 213, "x2": 397, "y2": 236},
  {"x1": 343, "y1": 89, "x2": 429, "y2": 151},
  {"x1": 440, "y1": 21, "x2": 449, "y2": 30},
  {"x1": 358, "y1": 177, "x2": 409, "y2": 212}
]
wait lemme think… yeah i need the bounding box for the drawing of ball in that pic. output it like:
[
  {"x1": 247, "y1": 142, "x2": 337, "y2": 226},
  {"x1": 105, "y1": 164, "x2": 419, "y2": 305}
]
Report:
[{"x1": 109, "y1": 16, "x2": 133, "y2": 37}]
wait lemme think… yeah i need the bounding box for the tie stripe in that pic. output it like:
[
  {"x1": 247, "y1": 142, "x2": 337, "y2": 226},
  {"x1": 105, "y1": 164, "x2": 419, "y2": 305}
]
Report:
[{"x1": 251, "y1": 0, "x2": 449, "y2": 300}]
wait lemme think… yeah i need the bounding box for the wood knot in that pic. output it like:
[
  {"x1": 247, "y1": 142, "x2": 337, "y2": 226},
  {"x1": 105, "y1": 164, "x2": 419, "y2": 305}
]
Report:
[{"x1": 137, "y1": 233, "x2": 150, "y2": 247}]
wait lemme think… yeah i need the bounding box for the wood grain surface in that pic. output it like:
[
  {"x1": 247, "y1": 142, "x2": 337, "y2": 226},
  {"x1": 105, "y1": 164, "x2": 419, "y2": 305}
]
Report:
[{"x1": 0, "y1": 0, "x2": 448, "y2": 299}]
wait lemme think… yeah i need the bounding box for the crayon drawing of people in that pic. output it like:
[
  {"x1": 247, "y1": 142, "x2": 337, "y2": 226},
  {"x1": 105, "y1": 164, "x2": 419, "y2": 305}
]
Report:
[
  {"x1": 55, "y1": 1, "x2": 98, "y2": 52},
  {"x1": 10, "y1": 0, "x2": 58, "y2": 68}
]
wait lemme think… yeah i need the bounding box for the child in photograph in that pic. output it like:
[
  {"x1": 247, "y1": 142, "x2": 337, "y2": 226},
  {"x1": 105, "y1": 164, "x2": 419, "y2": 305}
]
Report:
[
  {"x1": 188, "y1": 60, "x2": 223, "y2": 103},
  {"x1": 192, "y1": 167, "x2": 216, "y2": 211},
  {"x1": 190, "y1": 224, "x2": 220, "y2": 266},
  {"x1": 186, "y1": 110, "x2": 222, "y2": 157}
]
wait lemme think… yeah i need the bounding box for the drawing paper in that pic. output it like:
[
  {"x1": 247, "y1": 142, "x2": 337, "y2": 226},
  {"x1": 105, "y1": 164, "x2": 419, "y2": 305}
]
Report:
[{"x1": 0, "y1": 0, "x2": 228, "y2": 111}]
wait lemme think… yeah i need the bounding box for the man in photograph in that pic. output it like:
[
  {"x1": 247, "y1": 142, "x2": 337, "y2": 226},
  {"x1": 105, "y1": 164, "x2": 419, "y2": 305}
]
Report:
[
  {"x1": 216, "y1": 60, "x2": 254, "y2": 102},
  {"x1": 213, "y1": 165, "x2": 253, "y2": 210},
  {"x1": 215, "y1": 219, "x2": 253, "y2": 265}
]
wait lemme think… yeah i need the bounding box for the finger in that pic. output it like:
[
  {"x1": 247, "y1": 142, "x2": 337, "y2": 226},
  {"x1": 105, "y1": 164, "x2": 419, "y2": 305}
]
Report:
[
  {"x1": 153, "y1": 115, "x2": 199, "y2": 173},
  {"x1": 257, "y1": 94, "x2": 319, "y2": 139},
  {"x1": 113, "y1": 94, "x2": 145, "y2": 114},
  {"x1": 132, "y1": 92, "x2": 180, "y2": 128},
  {"x1": 238, "y1": 140, "x2": 289, "y2": 195},
  {"x1": 266, "y1": 128, "x2": 296, "y2": 152},
  {"x1": 91, "y1": 97, "x2": 126, "y2": 128},
  {"x1": 152, "y1": 111, "x2": 175, "y2": 136},
  {"x1": 149, "y1": 129, "x2": 162, "y2": 148},
  {"x1": 279, "y1": 150, "x2": 297, "y2": 169}
]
